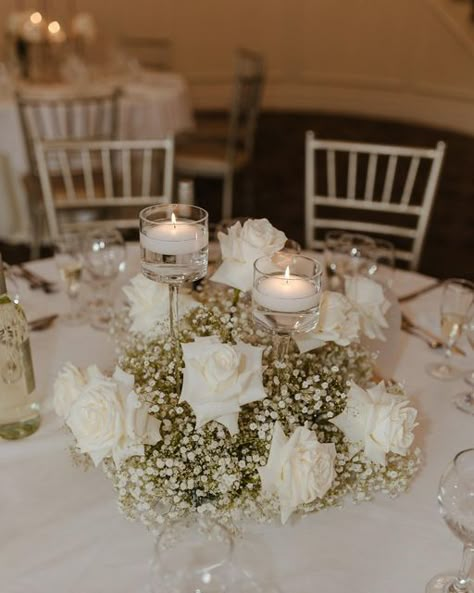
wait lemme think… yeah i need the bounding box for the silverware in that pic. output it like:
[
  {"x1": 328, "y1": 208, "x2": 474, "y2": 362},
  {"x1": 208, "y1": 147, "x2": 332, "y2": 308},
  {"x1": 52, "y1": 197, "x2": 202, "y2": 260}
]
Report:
[
  {"x1": 401, "y1": 313, "x2": 466, "y2": 356},
  {"x1": 398, "y1": 280, "x2": 441, "y2": 303},
  {"x1": 28, "y1": 314, "x2": 58, "y2": 331},
  {"x1": 401, "y1": 321, "x2": 444, "y2": 350},
  {"x1": 15, "y1": 265, "x2": 58, "y2": 293}
]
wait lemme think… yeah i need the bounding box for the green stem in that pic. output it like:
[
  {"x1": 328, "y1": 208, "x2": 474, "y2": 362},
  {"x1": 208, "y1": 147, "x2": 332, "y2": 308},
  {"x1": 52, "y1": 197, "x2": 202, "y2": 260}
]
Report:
[{"x1": 232, "y1": 288, "x2": 241, "y2": 306}]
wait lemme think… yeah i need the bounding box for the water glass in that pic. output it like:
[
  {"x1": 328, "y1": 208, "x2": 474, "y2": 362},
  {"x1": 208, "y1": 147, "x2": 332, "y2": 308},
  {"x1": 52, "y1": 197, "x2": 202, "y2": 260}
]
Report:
[
  {"x1": 426, "y1": 279, "x2": 474, "y2": 381},
  {"x1": 426, "y1": 448, "x2": 474, "y2": 593},
  {"x1": 53, "y1": 232, "x2": 85, "y2": 325},
  {"x1": 82, "y1": 227, "x2": 126, "y2": 330}
]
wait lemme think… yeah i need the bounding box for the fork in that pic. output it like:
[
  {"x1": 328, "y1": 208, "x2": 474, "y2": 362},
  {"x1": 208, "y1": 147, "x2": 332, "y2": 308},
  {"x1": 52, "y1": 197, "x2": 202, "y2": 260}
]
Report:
[
  {"x1": 401, "y1": 320, "x2": 444, "y2": 350},
  {"x1": 401, "y1": 313, "x2": 466, "y2": 356}
]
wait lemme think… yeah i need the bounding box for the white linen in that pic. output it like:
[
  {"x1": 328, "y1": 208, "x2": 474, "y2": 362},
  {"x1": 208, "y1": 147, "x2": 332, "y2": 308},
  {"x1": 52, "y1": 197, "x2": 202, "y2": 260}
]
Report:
[
  {"x1": 0, "y1": 73, "x2": 194, "y2": 242},
  {"x1": 1, "y1": 247, "x2": 473, "y2": 593}
]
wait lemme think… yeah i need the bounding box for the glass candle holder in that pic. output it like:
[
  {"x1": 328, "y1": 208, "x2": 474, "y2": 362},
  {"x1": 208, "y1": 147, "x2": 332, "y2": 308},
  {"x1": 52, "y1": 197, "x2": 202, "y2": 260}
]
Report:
[
  {"x1": 252, "y1": 254, "x2": 322, "y2": 357},
  {"x1": 139, "y1": 204, "x2": 209, "y2": 356},
  {"x1": 140, "y1": 204, "x2": 208, "y2": 284}
]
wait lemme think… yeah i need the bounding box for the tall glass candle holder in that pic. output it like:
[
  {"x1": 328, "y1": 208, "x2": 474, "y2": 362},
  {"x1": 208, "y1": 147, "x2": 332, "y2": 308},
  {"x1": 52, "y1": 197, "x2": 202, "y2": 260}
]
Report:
[
  {"x1": 139, "y1": 204, "x2": 209, "y2": 348},
  {"x1": 252, "y1": 254, "x2": 322, "y2": 358}
]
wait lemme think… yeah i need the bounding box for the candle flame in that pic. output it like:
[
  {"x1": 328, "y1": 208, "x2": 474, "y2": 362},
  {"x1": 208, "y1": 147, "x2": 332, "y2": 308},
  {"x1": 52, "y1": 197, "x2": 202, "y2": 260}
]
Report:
[
  {"x1": 30, "y1": 12, "x2": 42, "y2": 24},
  {"x1": 284, "y1": 266, "x2": 290, "y2": 282},
  {"x1": 48, "y1": 20, "x2": 61, "y2": 34},
  {"x1": 171, "y1": 212, "x2": 177, "y2": 227}
]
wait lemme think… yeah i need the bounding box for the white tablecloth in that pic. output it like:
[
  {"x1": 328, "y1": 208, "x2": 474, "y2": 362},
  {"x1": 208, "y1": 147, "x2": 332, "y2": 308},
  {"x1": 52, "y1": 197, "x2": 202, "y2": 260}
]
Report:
[
  {"x1": 1, "y1": 249, "x2": 473, "y2": 593},
  {"x1": 0, "y1": 72, "x2": 194, "y2": 242}
]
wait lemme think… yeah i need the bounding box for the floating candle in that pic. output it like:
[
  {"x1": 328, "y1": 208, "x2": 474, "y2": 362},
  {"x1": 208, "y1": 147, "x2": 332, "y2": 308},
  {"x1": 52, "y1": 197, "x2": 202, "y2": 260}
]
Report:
[
  {"x1": 253, "y1": 266, "x2": 319, "y2": 313},
  {"x1": 140, "y1": 212, "x2": 207, "y2": 256}
]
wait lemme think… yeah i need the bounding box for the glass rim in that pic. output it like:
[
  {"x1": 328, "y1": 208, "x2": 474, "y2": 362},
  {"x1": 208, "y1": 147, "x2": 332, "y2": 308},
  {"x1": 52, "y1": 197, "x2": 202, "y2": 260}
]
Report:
[
  {"x1": 453, "y1": 447, "x2": 474, "y2": 468},
  {"x1": 139, "y1": 203, "x2": 208, "y2": 225},
  {"x1": 325, "y1": 230, "x2": 376, "y2": 245},
  {"x1": 253, "y1": 253, "x2": 322, "y2": 277},
  {"x1": 442, "y1": 278, "x2": 474, "y2": 290}
]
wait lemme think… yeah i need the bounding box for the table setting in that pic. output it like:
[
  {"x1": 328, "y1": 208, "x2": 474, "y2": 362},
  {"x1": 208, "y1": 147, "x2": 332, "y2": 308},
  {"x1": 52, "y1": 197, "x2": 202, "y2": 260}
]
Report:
[
  {"x1": 1, "y1": 210, "x2": 474, "y2": 593},
  {"x1": 0, "y1": 8, "x2": 195, "y2": 245}
]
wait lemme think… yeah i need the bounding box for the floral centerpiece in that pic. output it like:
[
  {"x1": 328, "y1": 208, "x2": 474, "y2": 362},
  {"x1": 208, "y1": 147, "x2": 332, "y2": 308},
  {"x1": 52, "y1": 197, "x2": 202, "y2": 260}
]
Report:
[{"x1": 54, "y1": 218, "x2": 420, "y2": 530}]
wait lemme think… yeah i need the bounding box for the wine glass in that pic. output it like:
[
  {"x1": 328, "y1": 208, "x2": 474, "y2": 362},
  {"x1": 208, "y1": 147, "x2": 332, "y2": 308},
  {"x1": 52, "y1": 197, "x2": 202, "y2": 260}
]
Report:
[
  {"x1": 426, "y1": 448, "x2": 474, "y2": 593},
  {"x1": 427, "y1": 279, "x2": 474, "y2": 381},
  {"x1": 365, "y1": 238, "x2": 396, "y2": 289},
  {"x1": 324, "y1": 231, "x2": 375, "y2": 291},
  {"x1": 53, "y1": 233, "x2": 85, "y2": 325},
  {"x1": 454, "y1": 310, "x2": 474, "y2": 414},
  {"x1": 82, "y1": 227, "x2": 126, "y2": 331}
]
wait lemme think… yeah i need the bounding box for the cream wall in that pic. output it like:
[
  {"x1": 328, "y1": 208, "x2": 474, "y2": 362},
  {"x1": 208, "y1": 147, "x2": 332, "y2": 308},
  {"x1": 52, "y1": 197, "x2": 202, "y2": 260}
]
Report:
[{"x1": 2, "y1": 0, "x2": 474, "y2": 134}]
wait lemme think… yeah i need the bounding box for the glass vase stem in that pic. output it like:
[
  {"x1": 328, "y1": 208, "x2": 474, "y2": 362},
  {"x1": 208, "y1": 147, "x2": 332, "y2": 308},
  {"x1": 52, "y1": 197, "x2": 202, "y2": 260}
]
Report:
[
  {"x1": 450, "y1": 545, "x2": 474, "y2": 592},
  {"x1": 273, "y1": 334, "x2": 290, "y2": 360},
  {"x1": 168, "y1": 283, "x2": 181, "y2": 392}
]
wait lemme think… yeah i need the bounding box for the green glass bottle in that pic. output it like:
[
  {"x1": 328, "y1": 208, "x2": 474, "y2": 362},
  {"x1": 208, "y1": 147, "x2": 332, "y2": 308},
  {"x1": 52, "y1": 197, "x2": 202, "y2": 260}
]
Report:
[{"x1": 0, "y1": 254, "x2": 40, "y2": 439}]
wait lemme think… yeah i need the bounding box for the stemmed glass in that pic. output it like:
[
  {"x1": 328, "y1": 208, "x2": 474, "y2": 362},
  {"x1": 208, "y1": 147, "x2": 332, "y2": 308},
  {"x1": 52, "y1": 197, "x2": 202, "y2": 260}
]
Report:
[
  {"x1": 252, "y1": 254, "x2": 322, "y2": 358},
  {"x1": 324, "y1": 231, "x2": 375, "y2": 291},
  {"x1": 426, "y1": 448, "x2": 474, "y2": 593},
  {"x1": 365, "y1": 238, "x2": 396, "y2": 289},
  {"x1": 139, "y1": 204, "x2": 208, "y2": 371},
  {"x1": 53, "y1": 233, "x2": 85, "y2": 325},
  {"x1": 453, "y1": 310, "x2": 474, "y2": 414},
  {"x1": 427, "y1": 279, "x2": 474, "y2": 381},
  {"x1": 82, "y1": 228, "x2": 126, "y2": 331}
]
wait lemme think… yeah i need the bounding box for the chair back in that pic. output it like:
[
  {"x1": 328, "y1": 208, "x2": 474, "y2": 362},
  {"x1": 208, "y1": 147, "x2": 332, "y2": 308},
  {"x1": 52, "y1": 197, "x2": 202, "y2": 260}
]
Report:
[
  {"x1": 305, "y1": 132, "x2": 446, "y2": 270},
  {"x1": 120, "y1": 37, "x2": 172, "y2": 71},
  {"x1": 35, "y1": 137, "x2": 174, "y2": 239},
  {"x1": 227, "y1": 48, "x2": 265, "y2": 163},
  {"x1": 17, "y1": 88, "x2": 120, "y2": 175}
]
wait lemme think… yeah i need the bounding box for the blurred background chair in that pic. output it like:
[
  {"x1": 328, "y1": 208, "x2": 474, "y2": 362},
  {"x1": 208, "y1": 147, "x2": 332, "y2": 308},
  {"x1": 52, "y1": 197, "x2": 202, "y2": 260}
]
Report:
[
  {"x1": 16, "y1": 88, "x2": 120, "y2": 253},
  {"x1": 35, "y1": 137, "x2": 174, "y2": 240},
  {"x1": 120, "y1": 37, "x2": 172, "y2": 71},
  {"x1": 304, "y1": 131, "x2": 446, "y2": 270},
  {"x1": 175, "y1": 48, "x2": 265, "y2": 221}
]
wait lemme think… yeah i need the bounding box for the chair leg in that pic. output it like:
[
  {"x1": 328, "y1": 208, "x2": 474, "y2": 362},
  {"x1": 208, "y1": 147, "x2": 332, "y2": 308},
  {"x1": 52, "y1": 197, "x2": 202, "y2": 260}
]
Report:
[{"x1": 222, "y1": 172, "x2": 234, "y2": 220}]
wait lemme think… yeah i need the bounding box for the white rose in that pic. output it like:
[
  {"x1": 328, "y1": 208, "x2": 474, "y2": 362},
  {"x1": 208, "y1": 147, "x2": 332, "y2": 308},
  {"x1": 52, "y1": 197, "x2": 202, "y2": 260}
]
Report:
[
  {"x1": 345, "y1": 276, "x2": 390, "y2": 340},
  {"x1": 180, "y1": 336, "x2": 266, "y2": 435},
  {"x1": 201, "y1": 344, "x2": 241, "y2": 390},
  {"x1": 331, "y1": 381, "x2": 418, "y2": 466},
  {"x1": 66, "y1": 377, "x2": 124, "y2": 466},
  {"x1": 53, "y1": 362, "x2": 86, "y2": 418},
  {"x1": 259, "y1": 422, "x2": 336, "y2": 524},
  {"x1": 123, "y1": 273, "x2": 198, "y2": 336},
  {"x1": 211, "y1": 219, "x2": 287, "y2": 292},
  {"x1": 65, "y1": 366, "x2": 161, "y2": 467},
  {"x1": 294, "y1": 291, "x2": 360, "y2": 353}
]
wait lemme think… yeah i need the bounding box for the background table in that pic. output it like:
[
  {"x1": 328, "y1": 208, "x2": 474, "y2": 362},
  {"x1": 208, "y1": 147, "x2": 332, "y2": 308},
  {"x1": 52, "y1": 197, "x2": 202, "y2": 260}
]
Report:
[
  {"x1": 1, "y1": 248, "x2": 473, "y2": 593},
  {"x1": 0, "y1": 72, "x2": 194, "y2": 243}
]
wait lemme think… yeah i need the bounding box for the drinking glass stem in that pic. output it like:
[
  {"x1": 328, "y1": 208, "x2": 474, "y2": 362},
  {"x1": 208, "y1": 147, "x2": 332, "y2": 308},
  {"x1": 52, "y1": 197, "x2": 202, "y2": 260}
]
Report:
[
  {"x1": 67, "y1": 292, "x2": 80, "y2": 317},
  {"x1": 450, "y1": 545, "x2": 474, "y2": 592},
  {"x1": 168, "y1": 283, "x2": 181, "y2": 392},
  {"x1": 273, "y1": 334, "x2": 290, "y2": 360}
]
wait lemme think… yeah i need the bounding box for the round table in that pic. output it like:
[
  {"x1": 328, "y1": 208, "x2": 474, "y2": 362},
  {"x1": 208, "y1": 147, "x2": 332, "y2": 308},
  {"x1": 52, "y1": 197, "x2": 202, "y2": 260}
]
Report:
[
  {"x1": 1, "y1": 247, "x2": 473, "y2": 593},
  {"x1": 0, "y1": 72, "x2": 194, "y2": 243}
]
